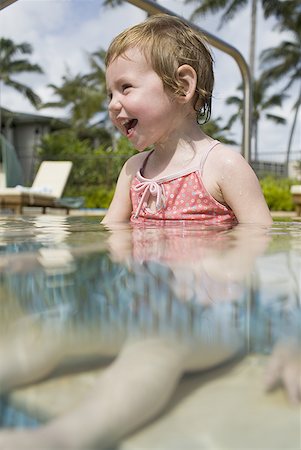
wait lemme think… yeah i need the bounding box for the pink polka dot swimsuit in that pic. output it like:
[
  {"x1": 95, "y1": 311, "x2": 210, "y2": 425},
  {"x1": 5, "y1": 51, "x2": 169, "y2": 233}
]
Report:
[{"x1": 130, "y1": 140, "x2": 238, "y2": 225}]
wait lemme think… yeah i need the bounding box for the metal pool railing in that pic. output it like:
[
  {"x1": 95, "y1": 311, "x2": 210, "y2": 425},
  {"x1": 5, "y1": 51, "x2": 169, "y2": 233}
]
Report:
[{"x1": 0, "y1": 0, "x2": 17, "y2": 9}]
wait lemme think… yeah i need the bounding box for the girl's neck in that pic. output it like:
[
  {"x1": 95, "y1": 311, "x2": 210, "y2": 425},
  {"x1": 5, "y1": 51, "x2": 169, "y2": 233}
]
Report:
[
  {"x1": 154, "y1": 125, "x2": 211, "y2": 161},
  {"x1": 145, "y1": 127, "x2": 214, "y2": 178}
]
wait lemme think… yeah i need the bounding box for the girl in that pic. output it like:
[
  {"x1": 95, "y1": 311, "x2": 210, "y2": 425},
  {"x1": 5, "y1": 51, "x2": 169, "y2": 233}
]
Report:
[{"x1": 103, "y1": 14, "x2": 272, "y2": 226}]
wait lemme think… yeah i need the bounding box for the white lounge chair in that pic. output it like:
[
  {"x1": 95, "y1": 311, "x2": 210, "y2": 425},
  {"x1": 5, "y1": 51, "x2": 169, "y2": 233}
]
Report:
[{"x1": 0, "y1": 161, "x2": 76, "y2": 214}]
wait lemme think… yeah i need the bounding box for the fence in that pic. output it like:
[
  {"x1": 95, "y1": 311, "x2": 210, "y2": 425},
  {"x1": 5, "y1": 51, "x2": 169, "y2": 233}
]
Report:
[{"x1": 251, "y1": 160, "x2": 287, "y2": 179}]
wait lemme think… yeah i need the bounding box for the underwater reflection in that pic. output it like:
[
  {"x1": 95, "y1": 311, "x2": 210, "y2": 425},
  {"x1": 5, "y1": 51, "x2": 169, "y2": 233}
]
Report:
[{"x1": 0, "y1": 222, "x2": 300, "y2": 449}]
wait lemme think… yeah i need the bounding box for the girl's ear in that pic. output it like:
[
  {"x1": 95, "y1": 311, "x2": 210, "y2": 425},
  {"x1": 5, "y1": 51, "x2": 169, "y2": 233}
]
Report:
[{"x1": 176, "y1": 64, "x2": 197, "y2": 103}]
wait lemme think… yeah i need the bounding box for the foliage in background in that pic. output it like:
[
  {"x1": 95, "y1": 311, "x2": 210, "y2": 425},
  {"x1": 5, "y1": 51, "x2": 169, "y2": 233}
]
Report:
[
  {"x1": 37, "y1": 127, "x2": 300, "y2": 211},
  {"x1": 260, "y1": 0, "x2": 301, "y2": 171},
  {"x1": 0, "y1": 38, "x2": 43, "y2": 108},
  {"x1": 184, "y1": 0, "x2": 300, "y2": 169},
  {"x1": 201, "y1": 117, "x2": 237, "y2": 145},
  {"x1": 40, "y1": 48, "x2": 108, "y2": 134},
  {"x1": 37, "y1": 131, "x2": 136, "y2": 208},
  {"x1": 226, "y1": 77, "x2": 286, "y2": 160},
  {"x1": 35, "y1": 46, "x2": 138, "y2": 209},
  {"x1": 260, "y1": 175, "x2": 295, "y2": 211},
  {"x1": 0, "y1": 37, "x2": 44, "y2": 136}
]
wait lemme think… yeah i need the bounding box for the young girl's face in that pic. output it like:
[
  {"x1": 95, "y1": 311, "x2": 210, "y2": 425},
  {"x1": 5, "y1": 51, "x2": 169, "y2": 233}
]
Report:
[{"x1": 106, "y1": 47, "x2": 183, "y2": 151}]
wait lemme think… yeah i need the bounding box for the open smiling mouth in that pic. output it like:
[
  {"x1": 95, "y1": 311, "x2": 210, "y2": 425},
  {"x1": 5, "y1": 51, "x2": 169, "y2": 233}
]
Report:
[{"x1": 124, "y1": 119, "x2": 138, "y2": 136}]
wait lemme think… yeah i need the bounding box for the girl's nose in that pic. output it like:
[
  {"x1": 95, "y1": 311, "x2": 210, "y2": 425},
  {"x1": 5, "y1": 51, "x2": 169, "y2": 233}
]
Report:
[{"x1": 108, "y1": 95, "x2": 121, "y2": 114}]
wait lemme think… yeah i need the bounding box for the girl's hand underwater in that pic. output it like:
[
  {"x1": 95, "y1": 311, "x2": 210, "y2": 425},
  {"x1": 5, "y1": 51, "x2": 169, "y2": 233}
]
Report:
[{"x1": 264, "y1": 338, "x2": 301, "y2": 405}]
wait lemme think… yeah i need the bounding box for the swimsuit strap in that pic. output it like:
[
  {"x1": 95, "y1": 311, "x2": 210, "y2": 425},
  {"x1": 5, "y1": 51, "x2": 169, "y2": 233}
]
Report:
[
  {"x1": 200, "y1": 140, "x2": 221, "y2": 176},
  {"x1": 141, "y1": 149, "x2": 155, "y2": 177},
  {"x1": 140, "y1": 140, "x2": 220, "y2": 179}
]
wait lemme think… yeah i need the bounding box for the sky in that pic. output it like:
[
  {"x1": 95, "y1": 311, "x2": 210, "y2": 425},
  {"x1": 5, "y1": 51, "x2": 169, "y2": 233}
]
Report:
[{"x1": 0, "y1": 0, "x2": 300, "y2": 163}]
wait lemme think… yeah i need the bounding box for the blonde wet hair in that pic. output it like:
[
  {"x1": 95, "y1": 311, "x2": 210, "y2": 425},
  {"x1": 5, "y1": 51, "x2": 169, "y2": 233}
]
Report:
[{"x1": 105, "y1": 14, "x2": 214, "y2": 123}]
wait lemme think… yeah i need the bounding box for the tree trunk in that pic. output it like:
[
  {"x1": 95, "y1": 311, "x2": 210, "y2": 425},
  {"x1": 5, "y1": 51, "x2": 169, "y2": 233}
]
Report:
[{"x1": 285, "y1": 82, "x2": 301, "y2": 177}]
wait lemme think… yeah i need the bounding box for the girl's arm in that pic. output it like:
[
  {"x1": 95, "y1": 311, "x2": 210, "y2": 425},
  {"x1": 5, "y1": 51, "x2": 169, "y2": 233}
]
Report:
[
  {"x1": 102, "y1": 154, "x2": 144, "y2": 224},
  {"x1": 101, "y1": 162, "x2": 132, "y2": 224},
  {"x1": 216, "y1": 149, "x2": 273, "y2": 226}
]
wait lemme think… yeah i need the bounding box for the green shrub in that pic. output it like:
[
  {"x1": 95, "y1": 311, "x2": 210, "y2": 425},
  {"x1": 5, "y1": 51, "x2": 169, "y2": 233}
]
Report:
[
  {"x1": 260, "y1": 176, "x2": 295, "y2": 211},
  {"x1": 36, "y1": 131, "x2": 136, "y2": 209},
  {"x1": 84, "y1": 186, "x2": 116, "y2": 209},
  {"x1": 65, "y1": 185, "x2": 116, "y2": 208}
]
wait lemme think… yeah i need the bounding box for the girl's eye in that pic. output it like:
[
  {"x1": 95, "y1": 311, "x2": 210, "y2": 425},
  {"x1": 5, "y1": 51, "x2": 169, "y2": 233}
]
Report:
[{"x1": 122, "y1": 84, "x2": 132, "y2": 93}]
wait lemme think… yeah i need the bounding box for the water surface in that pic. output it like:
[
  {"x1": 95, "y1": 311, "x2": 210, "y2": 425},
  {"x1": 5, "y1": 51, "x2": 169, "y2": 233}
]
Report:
[{"x1": 0, "y1": 215, "x2": 300, "y2": 449}]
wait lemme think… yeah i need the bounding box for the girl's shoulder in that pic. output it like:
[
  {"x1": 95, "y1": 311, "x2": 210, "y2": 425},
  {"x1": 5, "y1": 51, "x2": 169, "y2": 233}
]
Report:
[
  {"x1": 208, "y1": 143, "x2": 251, "y2": 172},
  {"x1": 202, "y1": 143, "x2": 255, "y2": 199}
]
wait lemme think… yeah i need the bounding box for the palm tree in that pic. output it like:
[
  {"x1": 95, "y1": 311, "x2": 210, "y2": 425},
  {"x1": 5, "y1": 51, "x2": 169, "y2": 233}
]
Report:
[
  {"x1": 84, "y1": 48, "x2": 108, "y2": 123},
  {"x1": 185, "y1": 1, "x2": 296, "y2": 77},
  {"x1": 85, "y1": 48, "x2": 106, "y2": 87},
  {"x1": 226, "y1": 76, "x2": 286, "y2": 160},
  {"x1": 41, "y1": 49, "x2": 108, "y2": 143},
  {"x1": 185, "y1": 0, "x2": 261, "y2": 81},
  {"x1": 43, "y1": 72, "x2": 102, "y2": 127},
  {"x1": 260, "y1": 0, "x2": 300, "y2": 173},
  {"x1": 42, "y1": 68, "x2": 106, "y2": 131},
  {"x1": 0, "y1": 38, "x2": 43, "y2": 132},
  {"x1": 184, "y1": 0, "x2": 300, "y2": 161}
]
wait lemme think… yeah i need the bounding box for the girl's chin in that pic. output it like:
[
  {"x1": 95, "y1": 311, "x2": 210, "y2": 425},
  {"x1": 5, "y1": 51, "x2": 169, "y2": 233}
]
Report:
[
  {"x1": 127, "y1": 133, "x2": 153, "y2": 152},
  {"x1": 130, "y1": 141, "x2": 149, "y2": 152}
]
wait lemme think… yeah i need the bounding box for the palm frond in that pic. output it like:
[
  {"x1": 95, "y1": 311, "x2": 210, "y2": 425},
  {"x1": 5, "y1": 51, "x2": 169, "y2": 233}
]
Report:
[
  {"x1": 5, "y1": 79, "x2": 42, "y2": 107},
  {"x1": 226, "y1": 113, "x2": 240, "y2": 129},
  {"x1": 189, "y1": 0, "x2": 228, "y2": 22},
  {"x1": 220, "y1": 0, "x2": 248, "y2": 26},
  {"x1": 265, "y1": 113, "x2": 286, "y2": 124},
  {"x1": 6, "y1": 60, "x2": 43, "y2": 74},
  {"x1": 225, "y1": 96, "x2": 242, "y2": 106},
  {"x1": 262, "y1": 93, "x2": 288, "y2": 109}
]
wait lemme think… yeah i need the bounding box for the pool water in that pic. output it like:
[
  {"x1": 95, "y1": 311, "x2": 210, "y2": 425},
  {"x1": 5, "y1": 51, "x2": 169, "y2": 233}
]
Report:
[{"x1": 0, "y1": 215, "x2": 300, "y2": 448}]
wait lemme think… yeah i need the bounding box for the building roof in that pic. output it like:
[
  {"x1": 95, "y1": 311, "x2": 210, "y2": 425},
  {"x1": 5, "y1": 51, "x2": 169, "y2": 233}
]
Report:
[{"x1": 0, "y1": 107, "x2": 69, "y2": 129}]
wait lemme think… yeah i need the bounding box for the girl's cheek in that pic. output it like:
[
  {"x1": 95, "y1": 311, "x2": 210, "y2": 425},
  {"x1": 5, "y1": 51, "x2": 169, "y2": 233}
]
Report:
[{"x1": 109, "y1": 112, "x2": 116, "y2": 124}]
